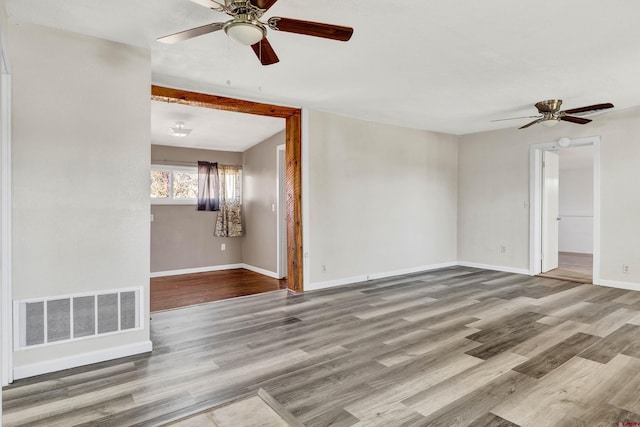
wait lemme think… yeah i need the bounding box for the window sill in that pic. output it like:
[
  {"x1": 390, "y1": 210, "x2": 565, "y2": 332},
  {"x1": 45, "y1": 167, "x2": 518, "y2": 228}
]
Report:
[{"x1": 150, "y1": 199, "x2": 197, "y2": 206}]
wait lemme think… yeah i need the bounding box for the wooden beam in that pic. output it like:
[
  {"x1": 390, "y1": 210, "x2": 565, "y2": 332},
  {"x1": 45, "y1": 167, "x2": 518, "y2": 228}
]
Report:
[
  {"x1": 151, "y1": 85, "x2": 299, "y2": 119},
  {"x1": 151, "y1": 86, "x2": 304, "y2": 292},
  {"x1": 285, "y1": 113, "x2": 303, "y2": 293}
]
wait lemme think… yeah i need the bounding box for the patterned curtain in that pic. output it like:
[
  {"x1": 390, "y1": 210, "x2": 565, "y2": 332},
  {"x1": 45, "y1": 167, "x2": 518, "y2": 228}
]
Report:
[
  {"x1": 196, "y1": 161, "x2": 219, "y2": 211},
  {"x1": 214, "y1": 165, "x2": 243, "y2": 237}
]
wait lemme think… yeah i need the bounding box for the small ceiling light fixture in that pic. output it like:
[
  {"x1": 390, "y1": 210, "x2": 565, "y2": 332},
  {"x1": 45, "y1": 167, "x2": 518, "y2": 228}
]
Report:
[
  {"x1": 558, "y1": 137, "x2": 571, "y2": 147},
  {"x1": 541, "y1": 117, "x2": 560, "y2": 127},
  {"x1": 224, "y1": 19, "x2": 265, "y2": 45},
  {"x1": 169, "y1": 121, "x2": 192, "y2": 137}
]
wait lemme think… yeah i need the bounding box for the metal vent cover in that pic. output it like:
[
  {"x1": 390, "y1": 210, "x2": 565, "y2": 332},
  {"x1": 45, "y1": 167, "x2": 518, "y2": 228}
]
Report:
[{"x1": 15, "y1": 287, "x2": 142, "y2": 350}]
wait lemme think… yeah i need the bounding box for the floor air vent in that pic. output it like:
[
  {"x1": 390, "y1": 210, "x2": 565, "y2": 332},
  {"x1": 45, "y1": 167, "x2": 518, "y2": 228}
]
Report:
[{"x1": 15, "y1": 287, "x2": 143, "y2": 350}]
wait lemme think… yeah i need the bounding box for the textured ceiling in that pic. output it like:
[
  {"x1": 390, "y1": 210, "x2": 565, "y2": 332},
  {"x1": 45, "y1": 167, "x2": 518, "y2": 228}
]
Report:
[
  {"x1": 6, "y1": 0, "x2": 640, "y2": 135},
  {"x1": 151, "y1": 100, "x2": 285, "y2": 151}
]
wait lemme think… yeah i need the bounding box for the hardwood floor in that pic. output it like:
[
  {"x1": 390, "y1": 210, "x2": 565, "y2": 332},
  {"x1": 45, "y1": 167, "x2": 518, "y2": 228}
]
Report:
[
  {"x1": 539, "y1": 252, "x2": 593, "y2": 283},
  {"x1": 150, "y1": 269, "x2": 288, "y2": 312},
  {"x1": 5, "y1": 266, "x2": 640, "y2": 426}
]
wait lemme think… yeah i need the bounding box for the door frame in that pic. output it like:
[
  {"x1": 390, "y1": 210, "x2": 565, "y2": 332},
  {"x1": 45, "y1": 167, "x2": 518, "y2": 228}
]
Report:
[
  {"x1": 529, "y1": 136, "x2": 601, "y2": 284},
  {"x1": 151, "y1": 86, "x2": 304, "y2": 292}
]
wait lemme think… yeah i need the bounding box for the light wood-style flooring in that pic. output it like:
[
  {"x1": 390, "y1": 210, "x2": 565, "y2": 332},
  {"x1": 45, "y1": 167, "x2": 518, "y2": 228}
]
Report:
[
  {"x1": 539, "y1": 252, "x2": 593, "y2": 284},
  {"x1": 5, "y1": 266, "x2": 640, "y2": 426},
  {"x1": 151, "y1": 269, "x2": 288, "y2": 312}
]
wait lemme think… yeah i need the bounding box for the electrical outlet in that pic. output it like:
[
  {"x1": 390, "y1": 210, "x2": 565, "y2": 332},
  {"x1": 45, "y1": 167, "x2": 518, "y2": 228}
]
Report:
[
  {"x1": 500, "y1": 245, "x2": 506, "y2": 254},
  {"x1": 623, "y1": 264, "x2": 630, "y2": 274},
  {"x1": 221, "y1": 244, "x2": 226, "y2": 251},
  {"x1": 321, "y1": 265, "x2": 326, "y2": 273}
]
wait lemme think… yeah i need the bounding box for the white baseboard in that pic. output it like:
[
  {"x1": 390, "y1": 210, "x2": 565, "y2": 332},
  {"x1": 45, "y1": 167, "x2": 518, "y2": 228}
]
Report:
[
  {"x1": 306, "y1": 261, "x2": 458, "y2": 292},
  {"x1": 306, "y1": 261, "x2": 533, "y2": 292},
  {"x1": 13, "y1": 340, "x2": 153, "y2": 380},
  {"x1": 598, "y1": 279, "x2": 640, "y2": 292},
  {"x1": 150, "y1": 264, "x2": 244, "y2": 278},
  {"x1": 241, "y1": 264, "x2": 281, "y2": 279},
  {"x1": 151, "y1": 264, "x2": 280, "y2": 279},
  {"x1": 457, "y1": 261, "x2": 530, "y2": 276},
  {"x1": 305, "y1": 274, "x2": 369, "y2": 292}
]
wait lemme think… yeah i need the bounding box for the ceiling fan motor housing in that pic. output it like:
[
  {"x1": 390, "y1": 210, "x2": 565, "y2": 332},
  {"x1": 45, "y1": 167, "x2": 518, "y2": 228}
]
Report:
[{"x1": 537, "y1": 99, "x2": 563, "y2": 113}]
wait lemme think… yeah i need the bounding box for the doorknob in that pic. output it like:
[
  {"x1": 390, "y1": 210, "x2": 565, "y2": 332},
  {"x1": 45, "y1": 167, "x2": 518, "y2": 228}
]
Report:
[{"x1": 556, "y1": 217, "x2": 562, "y2": 221}]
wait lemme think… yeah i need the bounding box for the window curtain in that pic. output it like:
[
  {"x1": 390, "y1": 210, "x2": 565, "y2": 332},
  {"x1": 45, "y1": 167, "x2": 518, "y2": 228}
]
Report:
[
  {"x1": 215, "y1": 165, "x2": 243, "y2": 237},
  {"x1": 197, "y1": 161, "x2": 220, "y2": 211}
]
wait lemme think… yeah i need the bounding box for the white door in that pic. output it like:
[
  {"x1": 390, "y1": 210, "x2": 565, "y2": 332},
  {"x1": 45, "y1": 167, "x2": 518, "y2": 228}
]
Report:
[{"x1": 542, "y1": 150, "x2": 560, "y2": 272}]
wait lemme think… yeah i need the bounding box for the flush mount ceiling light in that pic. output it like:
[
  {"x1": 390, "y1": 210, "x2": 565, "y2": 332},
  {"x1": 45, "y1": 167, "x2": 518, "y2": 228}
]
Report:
[
  {"x1": 558, "y1": 137, "x2": 571, "y2": 147},
  {"x1": 224, "y1": 19, "x2": 266, "y2": 45},
  {"x1": 169, "y1": 121, "x2": 192, "y2": 137}
]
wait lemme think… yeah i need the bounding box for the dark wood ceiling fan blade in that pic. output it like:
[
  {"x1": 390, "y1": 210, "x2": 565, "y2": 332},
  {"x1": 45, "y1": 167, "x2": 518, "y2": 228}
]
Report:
[
  {"x1": 251, "y1": 38, "x2": 280, "y2": 65},
  {"x1": 561, "y1": 115, "x2": 592, "y2": 125},
  {"x1": 250, "y1": 0, "x2": 279, "y2": 11},
  {"x1": 562, "y1": 103, "x2": 614, "y2": 115},
  {"x1": 268, "y1": 17, "x2": 353, "y2": 41},
  {"x1": 519, "y1": 119, "x2": 543, "y2": 129},
  {"x1": 157, "y1": 22, "x2": 225, "y2": 44}
]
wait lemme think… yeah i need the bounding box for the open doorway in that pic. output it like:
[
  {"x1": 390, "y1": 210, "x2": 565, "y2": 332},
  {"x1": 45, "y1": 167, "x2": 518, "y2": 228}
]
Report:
[
  {"x1": 529, "y1": 136, "x2": 600, "y2": 284},
  {"x1": 539, "y1": 145, "x2": 594, "y2": 283},
  {"x1": 148, "y1": 87, "x2": 303, "y2": 311}
]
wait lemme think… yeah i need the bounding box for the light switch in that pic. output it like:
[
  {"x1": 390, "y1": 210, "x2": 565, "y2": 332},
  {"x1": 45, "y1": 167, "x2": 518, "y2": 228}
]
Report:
[
  {"x1": 272, "y1": 204, "x2": 276, "y2": 212},
  {"x1": 150, "y1": 214, "x2": 154, "y2": 222}
]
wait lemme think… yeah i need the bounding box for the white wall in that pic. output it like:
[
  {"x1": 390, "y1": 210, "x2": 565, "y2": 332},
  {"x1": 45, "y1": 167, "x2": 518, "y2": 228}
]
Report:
[
  {"x1": 457, "y1": 130, "x2": 530, "y2": 271},
  {"x1": 458, "y1": 105, "x2": 640, "y2": 286},
  {"x1": 0, "y1": 0, "x2": 10, "y2": 411},
  {"x1": 242, "y1": 131, "x2": 285, "y2": 275},
  {"x1": 9, "y1": 21, "x2": 151, "y2": 372},
  {"x1": 307, "y1": 110, "x2": 458, "y2": 288},
  {"x1": 558, "y1": 165, "x2": 593, "y2": 254}
]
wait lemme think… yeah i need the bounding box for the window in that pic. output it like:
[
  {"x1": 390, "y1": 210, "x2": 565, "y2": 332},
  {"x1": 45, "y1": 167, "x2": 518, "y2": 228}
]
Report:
[{"x1": 150, "y1": 165, "x2": 198, "y2": 204}]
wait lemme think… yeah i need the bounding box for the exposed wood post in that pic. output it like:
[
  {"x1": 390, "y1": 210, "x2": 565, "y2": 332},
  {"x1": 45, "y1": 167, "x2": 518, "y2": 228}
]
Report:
[
  {"x1": 285, "y1": 113, "x2": 303, "y2": 292},
  {"x1": 150, "y1": 85, "x2": 304, "y2": 292}
]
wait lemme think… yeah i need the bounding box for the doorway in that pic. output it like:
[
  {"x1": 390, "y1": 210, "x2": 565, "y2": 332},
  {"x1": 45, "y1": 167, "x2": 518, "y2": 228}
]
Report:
[
  {"x1": 151, "y1": 86, "x2": 304, "y2": 292},
  {"x1": 529, "y1": 136, "x2": 600, "y2": 284}
]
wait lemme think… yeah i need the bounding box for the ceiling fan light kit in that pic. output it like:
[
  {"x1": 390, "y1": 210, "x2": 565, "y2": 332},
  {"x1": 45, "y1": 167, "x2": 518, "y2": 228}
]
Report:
[
  {"x1": 224, "y1": 19, "x2": 265, "y2": 45},
  {"x1": 158, "y1": 0, "x2": 354, "y2": 65},
  {"x1": 491, "y1": 99, "x2": 614, "y2": 129}
]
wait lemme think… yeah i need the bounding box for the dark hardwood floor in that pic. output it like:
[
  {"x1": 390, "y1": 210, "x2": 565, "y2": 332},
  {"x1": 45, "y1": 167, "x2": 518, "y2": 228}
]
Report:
[
  {"x1": 151, "y1": 269, "x2": 288, "y2": 312},
  {"x1": 5, "y1": 266, "x2": 640, "y2": 426}
]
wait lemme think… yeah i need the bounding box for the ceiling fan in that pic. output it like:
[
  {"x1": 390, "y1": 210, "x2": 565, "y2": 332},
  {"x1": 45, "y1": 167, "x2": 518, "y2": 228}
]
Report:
[
  {"x1": 492, "y1": 99, "x2": 614, "y2": 129},
  {"x1": 157, "y1": 0, "x2": 354, "y2": 65}
]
